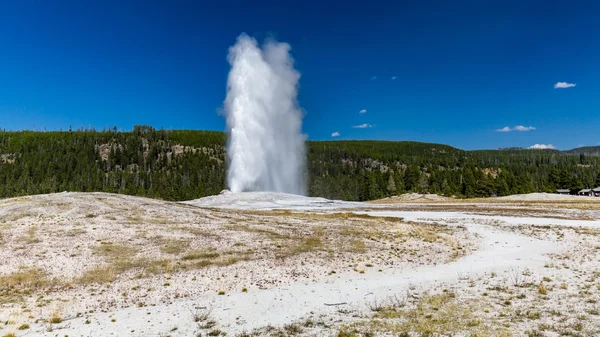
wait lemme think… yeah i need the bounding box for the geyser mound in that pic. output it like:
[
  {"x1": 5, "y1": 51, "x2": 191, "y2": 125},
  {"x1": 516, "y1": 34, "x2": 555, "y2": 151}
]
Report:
[
  {"x1": 184, "y1": 191, "x2": 366, "y2": 211},
  {"x1": 223, "y1": 34, "x2": 306, "y2": 195}
]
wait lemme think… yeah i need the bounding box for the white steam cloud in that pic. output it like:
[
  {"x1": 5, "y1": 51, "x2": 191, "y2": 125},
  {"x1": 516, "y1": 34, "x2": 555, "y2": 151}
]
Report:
[{"x1": 223, "y1": 34, "x2": 306, "y2": 195}]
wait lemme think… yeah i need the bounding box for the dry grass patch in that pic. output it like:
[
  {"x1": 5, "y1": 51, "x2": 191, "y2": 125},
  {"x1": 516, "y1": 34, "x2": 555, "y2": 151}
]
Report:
[
  {"x1": 78, "y1": 242, "x2": 142, "y2": 284},
  {"x1": 78, "y1": 243, "x2": 253, "y2": 284},
  {"x1": 93, "y1": 242, "x2": 139, "y2": 259},
  {"x1": 177, "y1": 226, "x2": 222, "y2": 239},
  {"x1": 340, "y1": 293, "x2": 512, "y2": 337},
  {"x1": 0, "y1": 267, "x2": 60, "y2": 304},
  {"x1": 0, "y1": 267, "x2": 51, "y2": 291},
  {"x1": 78, "y1": 257, "x2": 178, "y2": 284},
  {"x1": 348, "y1": 239, "x2": 366, "y2": 253},
  {"x1": 65, "y1": 227, "x2": 87, "y2": 237},
  {"x1": 224, "y1": 224, "x2": 290, "y2": 240},
  {"x1": 277, "y1": 236, "x2": 323, "y2": 259},
  {"x1": 182, "y1": 248, "x2": 220, "y2": 261},
  {"x1": 77, "y1": 266, "x2": 117, "y2": 284},
  {"x1": 160, "y1": 239, "x2": 191, "y2": 255},
  {"x1": 180, "y1": 247, "x2": 253, "y2": 269},
  {"x1": 18, "y1": 226, "x2": 41, "y2": 244}
]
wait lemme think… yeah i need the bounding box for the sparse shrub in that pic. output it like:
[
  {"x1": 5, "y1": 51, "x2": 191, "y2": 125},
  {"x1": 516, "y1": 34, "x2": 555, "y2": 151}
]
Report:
[
  {"x1": 199, "y1": 320, "x2": 217, "y2": 329},
  {"x1": 303, "y1": 318, "x2": 315, "y2": 327},
  {"x1": 191, "y1": 308, "x2": 212, "y2": 323},
  {"x1": 49, "y1": 312, "x2": 62, "y2": 324},
  {"x1": 283, "y1": 323, "x2": 303, "y2": 335},
  {"x1": 17, "y1": 323, "x2": 30, "y2": 330},
  {"x1": 337, "y1": 329, "x2": 360, "y2": 337},
  {"x1": 207, "y1": 329, "x2": 223, "y2": 336},
  {"x1": 538, "y1": 282, "x2": 548, "y2": 295}
]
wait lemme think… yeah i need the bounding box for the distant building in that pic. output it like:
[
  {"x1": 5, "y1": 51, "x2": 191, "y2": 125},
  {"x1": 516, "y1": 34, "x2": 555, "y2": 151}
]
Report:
[
  {"x1": 579, "y1": 188, "x2": 594, "y2": 196},
  {"x1": 556, "y1": 189, "x2": 571, "y2": 195},
  {"x1": 594, "y1": 187, "x2": 600, "y2": 197}
]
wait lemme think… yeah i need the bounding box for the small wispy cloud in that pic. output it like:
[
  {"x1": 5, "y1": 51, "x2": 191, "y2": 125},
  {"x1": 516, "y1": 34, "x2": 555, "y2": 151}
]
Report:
[
  {"x1": 370, "y1": 76, "x2": 377, "y2": 80},
  {"x1": 529, "y1": 144, "x2": 556, "y2": 150},
  {"x1": 359, "y1": 109, "x2": 367, "y2": 114},
  {"x1": 496, "y1": 125, "x2": 536, "y2": 132},
  {"x1": 331, "y1": 131, "x2": 340, "y2": 137},
  {"x1": 352, "y1": 124, "x2": 373, "y2": 129},
  {"x1": 554, "y1": 82, "x2": 576, "y2": 89},
  {"x1": 513, "y1": 125, "x2": 536, "y2": 131},
  {"x1": 391, "y1": 76, "x2": 397, "y2": 80}
]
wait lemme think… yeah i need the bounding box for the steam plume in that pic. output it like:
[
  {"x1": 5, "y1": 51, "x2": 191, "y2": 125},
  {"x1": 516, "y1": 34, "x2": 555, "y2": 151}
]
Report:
[{"x1": 223, "y1": 34, "x2": 306, "y2": 195}]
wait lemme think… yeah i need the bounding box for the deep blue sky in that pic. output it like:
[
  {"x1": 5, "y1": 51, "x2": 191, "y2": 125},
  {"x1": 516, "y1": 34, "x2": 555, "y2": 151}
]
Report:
[{"x1": 1, "y1": 0, "x2": 598, "y2": 150}]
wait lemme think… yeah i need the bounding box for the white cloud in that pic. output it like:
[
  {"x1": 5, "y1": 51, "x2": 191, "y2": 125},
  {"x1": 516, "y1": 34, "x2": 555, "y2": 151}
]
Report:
[
  {"x1": 331, "y1": 131, "x2": 340, "y2": 137},
  {"x1": 359, "y1": 109, "x2": 367, "y2": 114},
  {"x1": 513, "y1": 125, "x2": 536, "y2": 131},
  {"x1": 529, "y1": 144, "x2": 556, "y2": 150},
  {"x1": 554, "y1": 82, "x2": 576, "y2": 89},
  {"x1": 391, "y1": 76, "x2": 397, "y2": 80},
  {"x1": 370, "y1": 76, "x2": 377, "y2": 80},
  {"x1": 496, "y1": 125, "x2": 536, "y2": 132},
  {"x1": 352, "y1": 124, "x2": 373, "y2": 129}
]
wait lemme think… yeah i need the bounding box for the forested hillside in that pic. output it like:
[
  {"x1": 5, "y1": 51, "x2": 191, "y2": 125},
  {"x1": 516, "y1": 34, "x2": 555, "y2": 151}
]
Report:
[{"x1": 1, "y1": 126, "x2": 598, "y2": 201}]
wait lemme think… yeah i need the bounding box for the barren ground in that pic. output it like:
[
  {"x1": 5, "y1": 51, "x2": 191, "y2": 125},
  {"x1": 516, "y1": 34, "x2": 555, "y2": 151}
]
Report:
[{"x1": 0, "y1": 192, "x2": 599, "y2": 337}]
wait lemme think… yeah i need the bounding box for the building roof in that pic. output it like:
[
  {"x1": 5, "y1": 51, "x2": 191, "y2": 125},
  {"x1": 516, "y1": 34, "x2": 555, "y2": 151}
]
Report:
[
  {"x1": 580, "y1": 189, "x2": 592, "y2": 193},
  {"x1": 593, "y1": 187, "x2": 600, "y2": 192},
  {"x1": 556, "y1": 189, "x2": 571, "y2": 193}
]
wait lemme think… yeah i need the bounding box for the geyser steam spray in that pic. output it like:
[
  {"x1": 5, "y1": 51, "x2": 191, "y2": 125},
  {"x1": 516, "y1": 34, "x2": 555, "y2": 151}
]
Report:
[{"x1": 223, "y1": 34, "x2": 306, "y2": 195}]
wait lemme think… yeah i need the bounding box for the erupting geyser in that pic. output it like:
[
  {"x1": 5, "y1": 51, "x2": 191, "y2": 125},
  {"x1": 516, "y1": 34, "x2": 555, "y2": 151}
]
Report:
[{"x1": 223, "y1": 34, "x2": 306, "y2": 195}]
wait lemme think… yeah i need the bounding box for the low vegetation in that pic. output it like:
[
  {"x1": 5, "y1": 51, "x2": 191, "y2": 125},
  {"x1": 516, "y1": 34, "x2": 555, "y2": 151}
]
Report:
[{"x1": 336, "y1": 292, "x2": 512, "y2": 337}]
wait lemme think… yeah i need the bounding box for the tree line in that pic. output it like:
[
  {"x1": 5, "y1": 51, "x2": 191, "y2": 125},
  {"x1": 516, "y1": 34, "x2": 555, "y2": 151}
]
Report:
[{"x1": 0, "y1": 127, "x2": 598, "y2": 201}]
